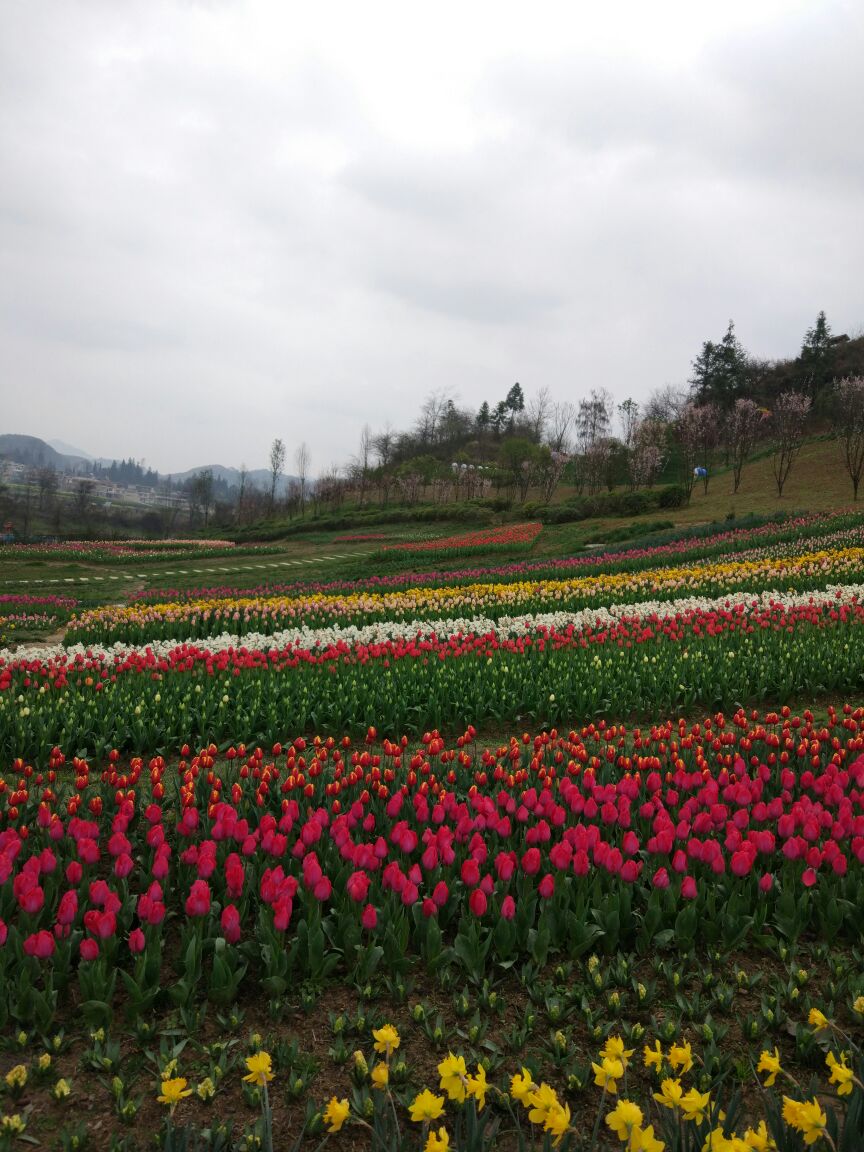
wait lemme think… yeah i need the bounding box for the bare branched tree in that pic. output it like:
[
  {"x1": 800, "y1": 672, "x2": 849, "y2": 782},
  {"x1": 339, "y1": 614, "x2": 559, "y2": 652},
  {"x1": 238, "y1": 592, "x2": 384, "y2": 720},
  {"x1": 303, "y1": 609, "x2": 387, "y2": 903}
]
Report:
[
  {"x1": 237, "y1": 464, "x2": 248, "y2": 524},
  {"x1": 295, "y1": 442, "x2": 310, "y2": 514},
  {"x1": 645, "y1": 384, "x2": 687, "y2": 424},
  {"x1": 576, "y1": 389, "x2": 613, "y2": 494},
  {"x1": 547, "y1": 401, "x2": 576, "y2": 453},
  {"x1": 833, "y1": 377, "x2": 864, "y2": 500},
  {"x1": 617, "y1": 398, "x2": 640, "y2": 453},
  {"x1": 674, "y1": 404, "x2": 707, "y2": 500},
  {"x1": 726, "y1": 398, "x2": 766, "y2": 494},
  {"x1": 526, "y1": 386, "x2": 552, "y2": 443},
  {"x1": 268, "y1": 438, "x2": 286, "y2": 513},
  {"x1": 373, "y1": 425, "x2": 396, "y2": 469}
]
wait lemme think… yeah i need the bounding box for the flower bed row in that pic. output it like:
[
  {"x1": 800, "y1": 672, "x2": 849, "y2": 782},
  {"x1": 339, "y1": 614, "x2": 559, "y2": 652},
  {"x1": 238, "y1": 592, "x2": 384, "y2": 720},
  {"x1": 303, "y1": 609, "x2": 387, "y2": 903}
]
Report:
[
  {"x1": 0, "y1": 594, "x2": 78, "y2": 611},
  {"x1": 63, "y1": 546, "x2": 864, "y2": 645},
  {"x1": 1, "y1": 539, "x2": 283, "y2": 564},
  {"x1": 1, "y1": 710, "x2": 864, "y2": 1021},
  {"x1": 127, "y1": 510, "x2": 864, "y2": 605},
  {"x1": 10, "y1": 583, "x2": 864, "y2": 667},
  {"x1": 376, "y1": 522, "x2": 543, "y2": 560},
  {"x1": 3, "y1": 596, "x2": 864, "y2": 758}
]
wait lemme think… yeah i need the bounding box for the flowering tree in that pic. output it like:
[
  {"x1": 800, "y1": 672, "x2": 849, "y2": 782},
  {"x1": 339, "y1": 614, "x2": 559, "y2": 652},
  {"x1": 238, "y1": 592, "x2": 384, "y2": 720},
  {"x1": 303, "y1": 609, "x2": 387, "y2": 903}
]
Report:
[
  {"x1": 675, "y1": 404, "x2": 717, "y2": 498},
  {"x1": 833, "y1": 377, "x2": 864, "y2": 500},
  {"x1": 727, "y1": 398, "x2": 767, "y2": 494},
  {"x1": 628, "y1": 418, "x2": 667, "y2": 489},
  {"x1": 770, "y1": 390, "x2": 811, "y2": 497}
]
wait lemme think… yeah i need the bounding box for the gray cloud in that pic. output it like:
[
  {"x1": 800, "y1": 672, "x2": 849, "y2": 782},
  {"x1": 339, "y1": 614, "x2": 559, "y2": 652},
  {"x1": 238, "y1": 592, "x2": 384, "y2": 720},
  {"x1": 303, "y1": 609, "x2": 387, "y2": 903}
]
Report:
[{"x1": 0, "y1": 0, "x2": 862, "y2": 474}]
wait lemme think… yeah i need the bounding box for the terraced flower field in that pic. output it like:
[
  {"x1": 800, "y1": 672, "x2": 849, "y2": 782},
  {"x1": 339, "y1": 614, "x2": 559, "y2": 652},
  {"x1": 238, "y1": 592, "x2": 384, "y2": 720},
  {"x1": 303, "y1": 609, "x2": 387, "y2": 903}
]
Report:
[{"x1": 1, "y1": 516, "x2": 864, "y2": 1149}]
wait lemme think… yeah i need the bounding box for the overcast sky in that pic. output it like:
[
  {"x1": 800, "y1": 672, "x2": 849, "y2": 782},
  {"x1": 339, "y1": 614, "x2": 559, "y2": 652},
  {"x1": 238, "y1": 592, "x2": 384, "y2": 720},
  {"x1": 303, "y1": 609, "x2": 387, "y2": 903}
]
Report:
[{"x1": 1, "y1": 0, "x2": 862, "y2": 475}]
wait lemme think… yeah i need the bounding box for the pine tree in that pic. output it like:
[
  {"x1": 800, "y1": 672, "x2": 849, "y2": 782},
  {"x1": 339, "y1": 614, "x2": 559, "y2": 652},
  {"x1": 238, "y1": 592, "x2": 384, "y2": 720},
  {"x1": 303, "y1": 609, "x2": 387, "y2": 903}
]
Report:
[
  {"x1": 505, "y1": 383, "x2": 525, "y2": 415},
  {"x1": 689, "y1": 321, "x2": 750, "y2": 409},
  {"x1": 799, "y1": 310, "x2": 833, "y2": 397}
]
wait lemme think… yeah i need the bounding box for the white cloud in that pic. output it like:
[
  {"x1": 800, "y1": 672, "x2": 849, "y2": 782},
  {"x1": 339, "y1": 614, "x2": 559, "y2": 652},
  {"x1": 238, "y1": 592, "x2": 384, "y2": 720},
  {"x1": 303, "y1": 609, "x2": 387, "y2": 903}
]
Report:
[{"x1": 0, "y1": 0, "x2": 861, "y2": 472}]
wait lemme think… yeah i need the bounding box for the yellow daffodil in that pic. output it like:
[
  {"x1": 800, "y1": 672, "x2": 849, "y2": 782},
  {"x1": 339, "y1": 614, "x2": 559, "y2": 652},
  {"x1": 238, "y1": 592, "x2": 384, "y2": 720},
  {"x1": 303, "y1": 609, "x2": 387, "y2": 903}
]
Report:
[
  {"x1": 157, "y1": 1078, "x2": 192, "y2": 1107},
  {"x1": 371, "y1": 1063, "x2": 389, "y2": 1091},
  {"x1": 826, "y1": 1051, "x2": 854, "y2": 1097},
  {"x1": 372, "y1": 1024, "x2": 400, "y2": 1059},
  {"x1": 510, "y1": 1067, "x2": 534, "y2": 1104},
  {"x1": 702, "y1": 1130, "x2": 747, "y2": 1152},
  {"x1": 323, "y1": 1096, "x2": 350, "y2": 1133},
  {"x1": 592, "y1": 1056, "x2": 624, "y2": 1094},
  {"x1": 643, "y1": 1040, "x2": 664, "y2": 1073},
  {"x1": 742, "y1": 1120, "x2": 777, "y2": 1150},
  {"x1": 410, "y1": 1089, "x2": 446, "y2": 1123},
  {"x1": 438, "y1": 1053, "x2": 468, "y2": 1103},
  {"x1": 601, "y1": 1036, "x2": 635, "y2": 1069},
  {"x1": 654, "y1": 1077, "x2": 684, "y2": 1110},
  {"x1": 782, "y1": 1097, "x2": 827, "y2": 1146},
  {"x1": 756, "y1": 1047, "x2": 782, "y2": 1087},
  {"x1": 668, "y1": 1041, "x2": 693, "y2": 1075},
  {"x1": 807, "y1": 1008, "x2": 830, "y2": 1032},
  {"x1": 242, "y1": 1052, "x2": 273, "y2": 1086},
  {"x1": 853, "y1": 995, "x2": 864, "y2": 1017},
  {"x1": 606, "y1": 1099, "x2": 644, "y2": 1141},
  {"x1": 466, "y1": 1064, "x2": 488, "y2": 1111},
  {"x1": 197, "y1": 1077, "x2": 215, "y2": 1101},
  {"x1": 632, "y1": 1124, "x2": 665, "y2": 1152},
  {"x1": 53, "y1": 1079, "x2": 71, "y2": 1100},
  {"x1": 680, "y1": 1087, "x2": 711, "y2": 1123},
  {"x1": 544, "y1": 1100, "x2": 571, "y2": 1147},
  {"x1": 425, "y1": 1127, "x2": 449, "y2": 1152},
  {"x1": 527, "y1": 1082, "x2": 560, "y2": 1126}
]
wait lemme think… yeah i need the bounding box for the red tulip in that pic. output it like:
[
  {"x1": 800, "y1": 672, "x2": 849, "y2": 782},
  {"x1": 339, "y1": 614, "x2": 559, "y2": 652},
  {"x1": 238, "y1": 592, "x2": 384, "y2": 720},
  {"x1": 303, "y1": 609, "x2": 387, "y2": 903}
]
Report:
[
  {"x1": 346, "y1": 870, "x2": 371, "y2": 903},
  {"x1": 681, "y1": 876, "x2": 698, "y2": 900},
  {"x1": 185, "y1": 879, "x2": 211, "y2": 918},
  {"x1": 80, "y1": 938, "x2": 99, "y2": 962},
  {"x1": 221, "y1": 905, "x2": 241, "y2": 944},
  {"x1": 23, "y1": 930, "x2": 54, "y2": 959},
  {"x1": 469, "y1": 889, "x2": 487, "y2": 917},
  {"x1": 538, "y1": 874, "x2": 555, "y2": 900}
]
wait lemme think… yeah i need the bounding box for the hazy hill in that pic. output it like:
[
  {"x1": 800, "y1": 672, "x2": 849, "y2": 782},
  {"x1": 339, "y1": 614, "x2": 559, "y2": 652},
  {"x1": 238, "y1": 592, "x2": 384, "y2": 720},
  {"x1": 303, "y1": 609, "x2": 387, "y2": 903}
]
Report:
[
  {"x1": 0, "y1": 435, "x2": 297, "y2": 494},
  {"x1": 0, "y1": 434, "x2": 91, "y2": 473},
  {"x1": 47, "y1": 438, "x2": 95, "y2": 461},
  {"x1": 166, "y1": 464, "x2": 298, "y2": 495}
]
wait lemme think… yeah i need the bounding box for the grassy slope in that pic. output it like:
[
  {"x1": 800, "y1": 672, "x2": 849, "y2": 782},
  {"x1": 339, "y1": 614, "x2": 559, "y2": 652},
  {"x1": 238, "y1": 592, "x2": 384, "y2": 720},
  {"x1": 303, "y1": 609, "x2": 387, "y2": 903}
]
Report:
[{"x1": 0, "y1": 437, "x2": 858, "y2": 601}]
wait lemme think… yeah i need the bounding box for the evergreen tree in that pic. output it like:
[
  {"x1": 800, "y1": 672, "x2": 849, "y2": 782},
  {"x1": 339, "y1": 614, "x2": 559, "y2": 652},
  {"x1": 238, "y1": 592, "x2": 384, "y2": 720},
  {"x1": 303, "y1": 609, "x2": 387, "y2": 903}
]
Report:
[
  {"x1": 491, "y1": 400, "x2": 509, "y2": 436},
  {"x1": 690, "y1": 321, "x2": 750, "y2": 409},
  {"x1": 799, "y1": 310, "x2": 833, "y2": 397},
  {"x1": 505, "y1": 382, "x2": 525, "y2": 415}
]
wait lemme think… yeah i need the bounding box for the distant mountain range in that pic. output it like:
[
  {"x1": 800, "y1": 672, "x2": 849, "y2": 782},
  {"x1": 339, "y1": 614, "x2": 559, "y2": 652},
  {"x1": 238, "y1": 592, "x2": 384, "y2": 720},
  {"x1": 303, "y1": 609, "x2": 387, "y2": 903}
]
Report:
[{"x1": 0, "y1": 435, "x2": 297, "y2": 493}]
